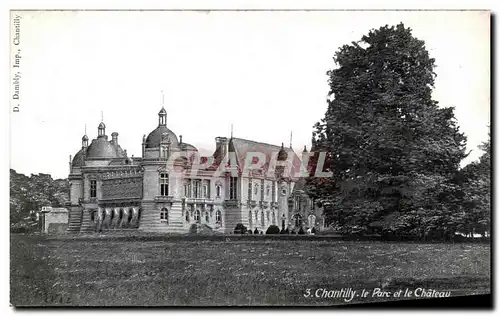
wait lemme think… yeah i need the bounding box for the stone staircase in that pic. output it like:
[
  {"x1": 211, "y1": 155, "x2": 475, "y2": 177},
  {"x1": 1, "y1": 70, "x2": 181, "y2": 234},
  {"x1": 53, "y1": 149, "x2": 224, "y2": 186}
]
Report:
[{"x1": 67, "y1": 208, "x2": 83, "y2": 233}]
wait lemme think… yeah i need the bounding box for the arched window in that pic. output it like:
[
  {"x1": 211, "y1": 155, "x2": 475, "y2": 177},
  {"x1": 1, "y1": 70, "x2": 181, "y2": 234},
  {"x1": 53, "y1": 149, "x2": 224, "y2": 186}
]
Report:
[
  {"x1": 194, "y1": 210, "x2": 201, "y2": 223},
  {"x1": 249, "y1": 211, "x2": 253, "y2": 226},
  {"x1": 261, "y1": 211, "x2": 265, "y2": 227},
  {"x1": 266, "y1": 185, "x2": 270, "y2": 196},
  {"x1": 205, "y1": 211, "x2": 209, "y2": 223},
  {"x1": 271, "y1": 211, "x2": 276, "y2": 225},
  {"x1": 119, "y1": 209, "x2": 124, "y2": 222},
  {"x1": 266, "y1": 211, "x2": 270, "y2": 222},
  {"x1": 90, "y1": 211, "x2": 95, "y2": 222},
  {"x1": 216, "y1": 210, "x2": 222, "y2": 224},
  {"x1": 254, "y1": 183, "x2": 259, "y2": 195},
  {"x1": 308, "y1": 215, "x2": 316, "y2": 228},
  {"x1": 185, "y1": 209, "x2": 190, "y2": 223},
  {"x1": 160, "y1": 208, "x2": 168, "y2": 224},
  {"x1": 216, "y1": 185, "x2": 222, "y2": 198}
]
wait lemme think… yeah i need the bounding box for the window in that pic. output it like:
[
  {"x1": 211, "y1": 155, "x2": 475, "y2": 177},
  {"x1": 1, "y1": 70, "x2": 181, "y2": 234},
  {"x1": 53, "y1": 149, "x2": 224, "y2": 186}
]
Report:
[
  {"x1": 193, "y1": 180, "x2": 201, "y2": 198},
  {"x1": 184, "y1": 183, "x2": 191, "y2": 197},
  {"x1": 185, "y1": 209, "x2": 190, "y2": 223},
  {"x1": 260, "y1": 180, "x2": 265, "y2": 201},
  {"x1": 90, "y1": 180, "x2": 97, "y2": 198},
  {"x1": 248, "y1": 179, "x2": 252, "y2": 200},
  {"x1": 271, "y1": 211, "x2": 276, "y2": 225},
  {"x1": 266, "y1": 211, "x2": 270, "y2": 222},
  {"x1": 216, "y1": 185, "x2": 221, "y2": 198},
  {"x1": 308, "y1": 215, "x2": 316, "y2": 228},
  {"x1": 261, "y1": 211, "x2": 265, "y2": 227},
  {"x1": 160, "y1": 173, "x2": 169, "y2": 196},
  {"x1": 254, "y1": 183, "x2": 259, "y2": 195},
  {"x1": 90, "y1": 211, "x2": 95, "y2": 222},
  {"x1": 266, "y1": 185, "x2": 270, "y2": 197},
  {"x1": 194, "y1": 210, "x2": 201, "y2": 223},
  {"x1": 272, "y1": 181, "x2": 276, "y2": 202},
  {"x1": 160, "y1": 208, "x2": 168, "y2": 223},
  {"x1": 205, "y1": 211, "x2": 209, "y2": 223},
  {"x1": 249, "y1": 211, "x2": 253, "y2": 226},
  {"x1": 203, "y1": 184, "x2": 208, "y2": 198},
  {"x1": 229, "y1": 177, "x2": 237, "y2": 199},
  {"x1": 216, "y1": 210, "x2": 222, "y2": 224}
]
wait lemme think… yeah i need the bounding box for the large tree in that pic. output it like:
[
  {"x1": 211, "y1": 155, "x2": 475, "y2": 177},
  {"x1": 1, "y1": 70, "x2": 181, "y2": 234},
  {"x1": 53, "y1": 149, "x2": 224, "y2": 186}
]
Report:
[
  {"x1": 459, "y1": 133, "x2": 491, "y2": 237},
  {"x1": 306, "y1": 24, "x2": 468, "y2": 238}
]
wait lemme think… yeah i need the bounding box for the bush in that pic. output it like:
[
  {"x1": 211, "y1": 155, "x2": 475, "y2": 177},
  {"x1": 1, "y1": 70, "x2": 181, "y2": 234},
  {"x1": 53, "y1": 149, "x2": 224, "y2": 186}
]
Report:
[
  {"x1": 298, "y1": 227, "x2": 305, "y2": 235},
  {"x1": 311, "y1": 227, "x2": 317, "y2": 234},
  {"x1": 254, "y1": 228, "x2": 259, "y2": 235},
  {"x1": 266, "y1": 225, "x2": 280, "y2": 235},
  {"x1": 233, "y1": 223, "x2": 247, "y2": 234},
  {"x1": 188, "y1": 224, "x2": 198, "y2": 234}
]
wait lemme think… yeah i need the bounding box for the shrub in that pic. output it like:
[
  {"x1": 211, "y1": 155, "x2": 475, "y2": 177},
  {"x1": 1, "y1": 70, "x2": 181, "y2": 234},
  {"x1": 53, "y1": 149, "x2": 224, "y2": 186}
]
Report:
[
  {"x1": 254, "y1": 228, "x2": 259, "y2": 235},
  {"x1": 188, "y1": 224, "x2": 198, "y2": 234},
  {"x1": 248, "y1": 230, "x2": 252, "y2": 234},
  {"x1": 266, "y1": 225, "x2": 280, "y2": 234},
  {"x1": 234, "y1": 223, "x2": 247, "y2": 234},
  {"x1": 311, "y1": 227, "x2": 317, "y2": 234},
  {"x1": 298, "y1": 227, "x2": 305, "y2": 235}
]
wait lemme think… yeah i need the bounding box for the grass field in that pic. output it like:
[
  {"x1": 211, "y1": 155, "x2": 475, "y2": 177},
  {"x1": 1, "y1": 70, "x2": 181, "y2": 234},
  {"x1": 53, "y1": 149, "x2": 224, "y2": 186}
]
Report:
[{"x1": 10, "y1": 234, "x2": 490, "y2": 306}]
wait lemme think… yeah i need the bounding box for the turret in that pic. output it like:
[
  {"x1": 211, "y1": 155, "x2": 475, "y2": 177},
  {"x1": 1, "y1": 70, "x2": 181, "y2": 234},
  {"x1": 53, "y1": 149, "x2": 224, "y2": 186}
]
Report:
[
  {"x1": 158, "y1": 107, "x2": 167, "y2": 126},
  {"x1": 82, "y1": 134, "x2": 89, "y2": 149},
  {"x1": 98, "y1": 122, "x2": 106, "y2": 138}
]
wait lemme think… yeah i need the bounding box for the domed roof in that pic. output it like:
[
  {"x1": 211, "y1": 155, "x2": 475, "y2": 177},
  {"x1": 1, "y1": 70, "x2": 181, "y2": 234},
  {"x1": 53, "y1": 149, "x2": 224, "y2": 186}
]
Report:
[
  {"x1": 181, "y1": 142, "x2": 198, "y2": 152},
  {"x1": 159, "y1": 107, "x2": 167, "y2": 115},
  {"x1": 82, "y1": 135, "x2": 89, "y2": 141},
  {"x1": 86, "y1": 137, "x2": 121, "y2": 158},
  {"x1": 72, "y1": 148, "x2": 84, "y2": 167},
  {"x1": 145, "y1": 125, "x2": 179, "y2": 149}
]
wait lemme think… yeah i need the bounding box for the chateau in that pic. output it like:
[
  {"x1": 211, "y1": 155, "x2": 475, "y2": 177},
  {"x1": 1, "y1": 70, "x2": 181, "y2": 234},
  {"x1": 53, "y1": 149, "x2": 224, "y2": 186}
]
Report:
[{"x1": 67, "y1": 106, "x2": 324, "y2": 234}]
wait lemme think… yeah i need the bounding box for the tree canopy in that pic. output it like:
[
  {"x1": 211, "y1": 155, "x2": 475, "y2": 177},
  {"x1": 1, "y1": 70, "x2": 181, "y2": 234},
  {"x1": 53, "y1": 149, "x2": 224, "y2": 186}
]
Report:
[{"x1": 306, "y1": 23, "x2": 478, "y2": 240}]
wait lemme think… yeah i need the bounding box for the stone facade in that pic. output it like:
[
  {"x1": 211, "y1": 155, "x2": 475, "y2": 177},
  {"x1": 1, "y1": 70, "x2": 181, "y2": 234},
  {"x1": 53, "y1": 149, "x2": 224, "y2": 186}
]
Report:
[
  {"x1": 67, "y1": 106, "x2": 323, "y2": 234},
  {"x1": 40, "y1": 206, "x2": 69, "y2": 234}
]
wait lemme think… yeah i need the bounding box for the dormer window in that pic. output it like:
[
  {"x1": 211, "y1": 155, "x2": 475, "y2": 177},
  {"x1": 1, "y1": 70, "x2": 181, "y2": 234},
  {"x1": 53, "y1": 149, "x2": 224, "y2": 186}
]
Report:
[{"x1": 216, "y1": 184, "x2": 222, "y2": 198}]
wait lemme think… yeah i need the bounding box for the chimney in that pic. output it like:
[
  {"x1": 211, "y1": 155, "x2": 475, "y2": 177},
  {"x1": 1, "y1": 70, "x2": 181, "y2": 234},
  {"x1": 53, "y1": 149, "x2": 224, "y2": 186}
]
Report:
[
  {"x1": 215, "y1": 137, "x2": 229, "y2": 160},
  {"x1": 111, "y1": 132, "x2": 118, "y2": 145},
  {"x1": 179, "y1": 135, "x2": 183, "y2": 144}
]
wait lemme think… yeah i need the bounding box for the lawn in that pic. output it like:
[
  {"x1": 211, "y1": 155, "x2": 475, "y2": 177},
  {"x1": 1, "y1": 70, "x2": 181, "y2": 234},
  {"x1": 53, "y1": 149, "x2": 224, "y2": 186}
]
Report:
[{"x1": 10, "y1": 234, "x2": 490, "y2": 306}]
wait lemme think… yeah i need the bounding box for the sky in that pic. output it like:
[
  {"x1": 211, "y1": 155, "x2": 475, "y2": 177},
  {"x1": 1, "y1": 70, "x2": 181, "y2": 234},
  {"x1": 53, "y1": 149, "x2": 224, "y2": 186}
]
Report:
[{"x1": 9, "y1": 10, "x2": 490, "y2": 179}]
